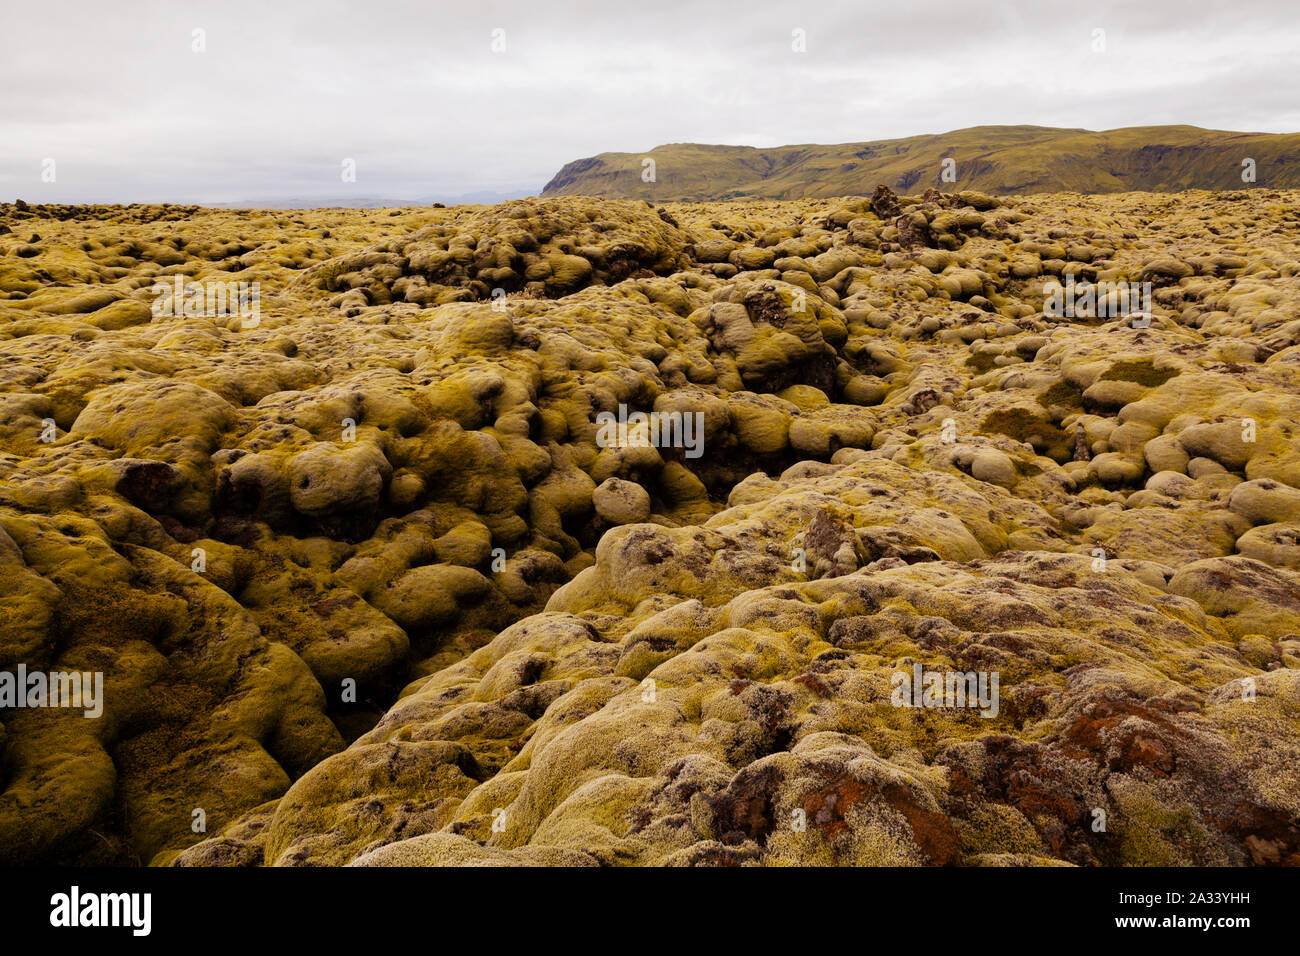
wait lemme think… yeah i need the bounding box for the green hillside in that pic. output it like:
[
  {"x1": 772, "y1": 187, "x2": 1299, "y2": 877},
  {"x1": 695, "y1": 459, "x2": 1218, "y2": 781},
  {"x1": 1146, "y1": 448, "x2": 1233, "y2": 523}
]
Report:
[{"x1": 541, "y1": 125, "x2": 1300, "y2": 200}]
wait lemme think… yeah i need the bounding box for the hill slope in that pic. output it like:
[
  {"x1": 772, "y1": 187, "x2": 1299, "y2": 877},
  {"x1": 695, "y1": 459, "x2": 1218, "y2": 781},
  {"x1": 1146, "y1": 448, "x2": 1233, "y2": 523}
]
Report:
[{"x1": 542, "y1": 125, "x2": 1300, "y2": 200}]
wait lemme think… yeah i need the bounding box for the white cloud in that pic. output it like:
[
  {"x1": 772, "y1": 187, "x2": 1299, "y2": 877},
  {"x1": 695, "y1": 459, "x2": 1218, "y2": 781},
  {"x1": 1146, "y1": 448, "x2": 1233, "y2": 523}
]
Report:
[{"x1": 1, "y1": 0, "x2": 1296, "y2": 202}]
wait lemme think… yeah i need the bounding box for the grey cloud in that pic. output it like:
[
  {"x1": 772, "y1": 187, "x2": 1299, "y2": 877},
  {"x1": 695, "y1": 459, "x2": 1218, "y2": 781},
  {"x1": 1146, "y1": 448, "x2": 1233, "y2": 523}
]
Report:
[{"x1": 1, "y1": 0, "x2": 1296, "y2": 203}]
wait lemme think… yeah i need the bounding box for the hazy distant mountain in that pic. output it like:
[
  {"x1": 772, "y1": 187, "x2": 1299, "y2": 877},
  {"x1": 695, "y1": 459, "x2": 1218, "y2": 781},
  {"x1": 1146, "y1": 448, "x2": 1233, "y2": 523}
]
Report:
[
  {"x1": 204, "y1": 188, "x2": 533, "y2": 210},
  {"x1": 542, "y1": 125, "x2": 1300, "y2": 200}
]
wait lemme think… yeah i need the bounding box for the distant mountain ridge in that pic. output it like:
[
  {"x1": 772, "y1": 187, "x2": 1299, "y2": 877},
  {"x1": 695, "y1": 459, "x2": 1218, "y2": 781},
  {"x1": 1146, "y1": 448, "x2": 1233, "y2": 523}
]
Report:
[
  {"x1": 204, "y1": 188, "x2": 531, "y2": 210},
  {"x1": 541, "y1": 125, "x2": 1300, "y2": 200}
]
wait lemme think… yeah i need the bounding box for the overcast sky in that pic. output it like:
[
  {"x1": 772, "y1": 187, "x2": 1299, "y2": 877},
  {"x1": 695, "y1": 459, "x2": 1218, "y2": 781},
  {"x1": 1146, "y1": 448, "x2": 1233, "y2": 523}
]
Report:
[{"x1": 2, "y1": 0, "x2": 1297, "y2": 204}]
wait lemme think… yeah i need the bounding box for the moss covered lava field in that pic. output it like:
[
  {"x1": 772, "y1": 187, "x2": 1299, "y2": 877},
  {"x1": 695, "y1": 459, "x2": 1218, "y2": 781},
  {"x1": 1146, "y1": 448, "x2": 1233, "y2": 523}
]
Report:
[{"x1": 1, "y1": 186, "x2": 1298, "y2": 866}]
